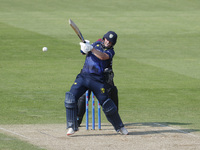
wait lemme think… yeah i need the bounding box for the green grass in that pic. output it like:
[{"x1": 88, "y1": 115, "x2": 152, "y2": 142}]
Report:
[{"x1": 1, "y1": 0, "x2": 200, "y2": 149}]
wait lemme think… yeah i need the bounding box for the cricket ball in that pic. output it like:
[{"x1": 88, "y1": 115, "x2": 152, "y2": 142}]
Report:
[{"x1": 42, "y1": 47, "x2": 48, "y2": 52}]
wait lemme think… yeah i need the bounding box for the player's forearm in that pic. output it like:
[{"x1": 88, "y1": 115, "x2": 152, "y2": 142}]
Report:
[{"x1": 91, "y1": 48, "x2": 109, "y2": 60}]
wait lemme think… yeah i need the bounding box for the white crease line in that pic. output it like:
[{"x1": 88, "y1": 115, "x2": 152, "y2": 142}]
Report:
[
  {"x1": 153, "y1": 123, "x2": 199, "y2": 137},
  {"x1": 0, "y1": 127, "x2": 30, "y2": 139}
]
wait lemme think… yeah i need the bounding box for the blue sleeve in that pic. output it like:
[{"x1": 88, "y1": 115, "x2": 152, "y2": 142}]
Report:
[
  {"x1": 92, "y1": 41, "x2": 115, "y2": 59},
  {"x1": 105, "y1": 49, "x2": 115, "y2": 59}
]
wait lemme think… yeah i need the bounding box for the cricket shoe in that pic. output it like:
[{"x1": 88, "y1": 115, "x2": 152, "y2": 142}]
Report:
[
  {"x1": 67, "y1": 128, "x2": 78, "y2": 136},
  {"x1": 118, "y1": 127, "x2": 129, "y2": 135}
]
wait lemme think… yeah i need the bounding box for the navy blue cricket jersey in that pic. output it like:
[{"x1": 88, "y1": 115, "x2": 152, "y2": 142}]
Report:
[{"x1": 81, "y1": 41, "x2": 115, "y2": 77}]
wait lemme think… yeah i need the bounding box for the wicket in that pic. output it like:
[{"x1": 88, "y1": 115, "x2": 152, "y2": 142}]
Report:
[{"x1": 86, "y1": 90, "x2": 101, "y2": 130}]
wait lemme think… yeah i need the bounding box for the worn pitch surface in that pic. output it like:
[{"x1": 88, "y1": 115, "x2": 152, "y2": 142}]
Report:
[{"x1": 0, "y1": 123, "x2": 200, "y2": 150}]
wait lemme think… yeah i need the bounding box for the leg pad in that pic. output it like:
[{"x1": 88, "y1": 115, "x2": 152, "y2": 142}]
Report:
[
  {"x1": 64, "y1": 92, "x2": 78, "y2": 130},
  {"x1": 102, "y1": 99, "x2": 124, "y2": 131}
]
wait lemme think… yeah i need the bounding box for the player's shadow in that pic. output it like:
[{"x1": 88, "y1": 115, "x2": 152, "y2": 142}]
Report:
[
  {"x1": 125, "y1": 122, "x2": 200, "y2": 135},
  {"x1": 71, "y1": 122, "x2": 199, "y2": 137}
]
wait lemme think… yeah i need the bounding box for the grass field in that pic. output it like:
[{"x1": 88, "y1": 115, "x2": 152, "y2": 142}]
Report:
[{"x1": 1, "y1": 0, "x2": 200, "y2": 149}]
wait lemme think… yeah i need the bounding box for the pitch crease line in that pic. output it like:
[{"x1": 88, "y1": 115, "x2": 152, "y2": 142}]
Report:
[{"x1": 0, "y1": 127, "x2": 30, "y2": 139}]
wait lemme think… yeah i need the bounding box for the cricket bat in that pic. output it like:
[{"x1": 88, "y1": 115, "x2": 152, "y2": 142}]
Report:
[{"x1": 69, "y1": 19, "x2": 85, "y2": 43}]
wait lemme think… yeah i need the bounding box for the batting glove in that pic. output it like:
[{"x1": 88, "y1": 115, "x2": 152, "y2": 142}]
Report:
[
  {"x1": 80, "y1": 42, "x2": 93, "y2": 54},
  {"x1": 80, "y1": 40, "x2": 90, "y2": 54},
  {"x1": 85, "y1": 40, "x2": 90, "y2": 44}
]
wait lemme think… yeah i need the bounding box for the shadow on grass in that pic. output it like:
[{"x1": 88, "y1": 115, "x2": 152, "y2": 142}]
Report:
[{"x1": 125, "y1": 122, "x2": 200, "y2": 136}]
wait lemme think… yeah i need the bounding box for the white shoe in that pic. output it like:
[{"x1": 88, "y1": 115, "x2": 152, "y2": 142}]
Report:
[
  {"x1": 67, "y1": 128, "x2": 75, "y2": 136},
  {"x1": 118, "y1": 127, "x2": 129, "y2": 135}
]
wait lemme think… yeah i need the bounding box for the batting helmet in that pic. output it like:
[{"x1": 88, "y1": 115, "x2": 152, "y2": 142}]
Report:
[{"x1": 103, "y1": 31, "x2": 118, "y2": 46}]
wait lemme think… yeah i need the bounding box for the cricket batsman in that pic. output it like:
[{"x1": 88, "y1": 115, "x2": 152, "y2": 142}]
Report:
[{"x1": 64, "y1": 31, "x2": 128, "y2": 135}]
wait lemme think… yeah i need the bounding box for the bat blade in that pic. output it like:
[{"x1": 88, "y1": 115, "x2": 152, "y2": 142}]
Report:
[{"x1": 69, "y1": 19, "x2": 85, "y2": 42}]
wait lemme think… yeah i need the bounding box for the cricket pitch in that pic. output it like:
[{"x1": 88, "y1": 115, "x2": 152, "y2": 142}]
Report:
[{"x1": 0, "y1": 123, "x2": 200, "y2": 150}]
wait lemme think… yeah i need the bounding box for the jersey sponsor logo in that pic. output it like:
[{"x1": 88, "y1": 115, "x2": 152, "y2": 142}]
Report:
[{"x1": 101, "y1": 88, "x2": 105, "y2": 94}]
